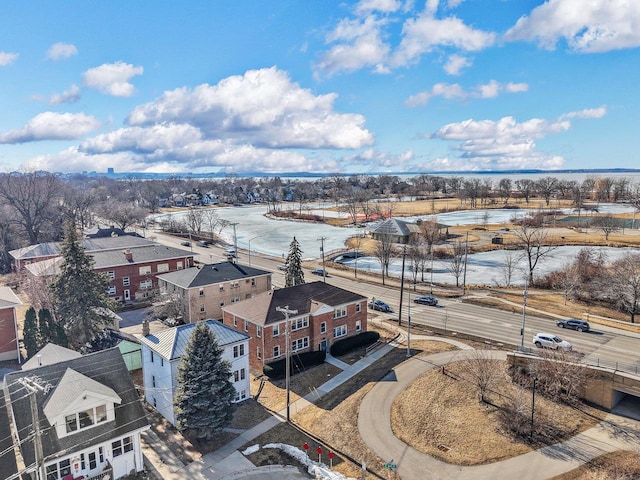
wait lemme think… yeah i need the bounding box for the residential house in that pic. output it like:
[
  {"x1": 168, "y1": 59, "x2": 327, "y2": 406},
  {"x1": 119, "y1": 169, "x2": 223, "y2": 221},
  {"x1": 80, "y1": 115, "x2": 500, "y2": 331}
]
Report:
[
  {"x1": 0, "y1": 286, "x2": 22, "y2": 362},
  {"x1": 21, "y1": 343, "x2": 81, "y2": 370},
  {"x1": 372, "y1": 217, "x2": 423, "y2": 244},
  {"x1": 221, "y1": 281, "x2": 367, "y2": 370},
  {"x1": 24, "y1": 239, "x2": 194, "y2": 303},
  {"x1": 139, "y1": 319, "x2": 250, "y2": 425},
  {"x1": 4, "y1": 347, "x2": 149, "y2": 480},
  {"x1": 156, "y1": 261, "x2": 272, "y2": 323}
]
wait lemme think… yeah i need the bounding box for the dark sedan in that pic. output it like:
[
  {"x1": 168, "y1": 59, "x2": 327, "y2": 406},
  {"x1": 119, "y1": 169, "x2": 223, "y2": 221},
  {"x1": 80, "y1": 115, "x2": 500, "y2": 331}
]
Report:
[
  {"x1": 413, "y1": 295, "x2": 438, "y2": 306},
  {"x1": 368, "y1": 299, "x2": 393, "y2": 313},
  {"x1": 556, "y1": 319, "x2": 590, "y2": 332}
]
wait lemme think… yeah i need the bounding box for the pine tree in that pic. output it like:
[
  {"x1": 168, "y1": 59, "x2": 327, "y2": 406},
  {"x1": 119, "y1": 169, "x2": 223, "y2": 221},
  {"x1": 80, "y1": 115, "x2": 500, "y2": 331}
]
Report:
[
  {"x1": 40, "y1": 308, "x2": 68, "y2": 348},
  {"x1": 51, "y1": 221, "x2": 115, "y2": 350},
  {"x1": 174, "y1": 322, "x2": 237, "y2": 440},
  {"x1": 23, "y1": 307, "x2": 39, "y2": 359},
  {"x1": 285, "y1": 236, "x2": 305, "y2": 287}
]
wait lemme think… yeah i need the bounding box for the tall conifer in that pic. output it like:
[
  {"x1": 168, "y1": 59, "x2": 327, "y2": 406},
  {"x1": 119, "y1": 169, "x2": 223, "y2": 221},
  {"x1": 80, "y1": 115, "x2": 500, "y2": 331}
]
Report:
[{"x1": 285, "y1": 236, "x2": 305, "y2": 287}]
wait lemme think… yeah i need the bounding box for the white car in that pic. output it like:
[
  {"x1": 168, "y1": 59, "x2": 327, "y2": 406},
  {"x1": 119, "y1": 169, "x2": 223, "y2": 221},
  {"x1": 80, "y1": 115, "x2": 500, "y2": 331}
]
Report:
[{"x1": 533, "y1": 333, "x2": 572, "y2": 351}]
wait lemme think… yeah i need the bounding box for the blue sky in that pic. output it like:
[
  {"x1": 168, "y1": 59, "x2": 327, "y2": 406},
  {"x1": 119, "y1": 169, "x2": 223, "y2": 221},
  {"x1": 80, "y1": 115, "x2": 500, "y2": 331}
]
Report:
[{"x1": 1, "y1": 0, "x2": 639, "y2": 175}]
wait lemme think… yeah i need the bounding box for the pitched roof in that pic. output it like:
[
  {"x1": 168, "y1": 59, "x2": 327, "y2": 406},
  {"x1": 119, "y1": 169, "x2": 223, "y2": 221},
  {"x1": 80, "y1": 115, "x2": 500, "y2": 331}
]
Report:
[
  {"x1": 4, "y1": 348, "x2": 148, "y2": 465},
  {"x1": 0, "y1": 286, "x2": 22, "y2": 309},
  {"x1": 9, "y1": 236, "x2": 157, "y2": 261},
  {"x1": 373, "y1": 217, "x2": 420, "y2": 236},
  {"x1": 139, "y1": 319, "x2": 250, "y2": 360},
  {"x1": 22, "y1": 343, "x2": 82, "y2": 371},
  {"x1": 90, "y1": 244, "x2": 192, "y2": 269},
  {"x1": 157, "y1": 261, "x2": 271, "y2": 288},
  {"x1": 0, "y1": 394, "x2": 17, "y2": 479},
  {"x1": 222, "y1": 281, "x2": 366, "y2": 326}
]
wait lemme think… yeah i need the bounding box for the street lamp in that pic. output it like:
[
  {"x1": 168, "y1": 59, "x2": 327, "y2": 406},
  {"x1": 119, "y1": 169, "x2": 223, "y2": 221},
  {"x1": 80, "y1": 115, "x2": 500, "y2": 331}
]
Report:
[
  {"x1": 520, "y1": 279, "x2": 529, "y2": 351},
  {"x1": 530, "y1": 376, "x2": 538, "y2": 437},
  {"x1": 248, "y1": 236, "x2": 261, "y2": 266}
]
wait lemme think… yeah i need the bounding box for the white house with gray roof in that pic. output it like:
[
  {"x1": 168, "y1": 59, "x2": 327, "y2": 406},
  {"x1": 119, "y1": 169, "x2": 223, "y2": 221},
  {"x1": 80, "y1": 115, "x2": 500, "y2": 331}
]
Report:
[
  {"x1": 156, "y1": 261, "x2": 272, "y2": 323},
  {"x1": 139, "y1": 320, "x2": 250, "y2": 425}
]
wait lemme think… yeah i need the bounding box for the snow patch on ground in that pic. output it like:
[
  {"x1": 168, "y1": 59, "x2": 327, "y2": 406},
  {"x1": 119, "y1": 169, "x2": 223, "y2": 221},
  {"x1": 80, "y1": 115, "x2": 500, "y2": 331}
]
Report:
[
  {"x1": 263, "y1": 443, "x2": 358, "y2": 480},
  {"x1": 242, "y1": 444, "x2": 260, "y2": 455}
]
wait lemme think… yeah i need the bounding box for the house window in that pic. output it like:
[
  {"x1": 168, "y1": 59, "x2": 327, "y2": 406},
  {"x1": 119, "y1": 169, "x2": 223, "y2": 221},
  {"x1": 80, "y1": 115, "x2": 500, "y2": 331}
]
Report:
[
  {"x1": 233, "y1": 316, "x2": 237, "y2": 327},
  {"x1": 334, "y1": 307, "x2": 347, "y2": 319},
  {"x1": 257, "y1": 347, "x2": 261, "y2": 359},
  {"x1": 219, "y1": 285, "x2": 225, "y2": 292},
  {"x1": 123, "y1": 277, "x2": 130, "y2": 287},
  {"x1": 273, "y1": 345, "x2": 280, "y2": 358},
  {"x1": 292, "y1": 337, "x2": 309, "y2": 352},
  {"x1": 177, "y1": 261, "x2": 183, "y2": 270},
  {"x1": 139, "y1": 265, "x2": 152, "y2": 275},
  {"x1": 153, "y1": 397, "x2": 157, "y2": 408},
  {"x1": 47, "y1": 458, "x2": 72, "y2": 479},
  {"x1": 273, "y1": 324, "x2": 279, "y2": 337},
  {"x1": 152, "y1": 375, "x2": 156, "y2": 388},
  {"x1": 106, "y1": 271, "x2": 115, "y2": 280},
  {"x1": 233, "y1": 344, "x2": 245, "y2": 358},
  {"x1": 78, "y1": 408, "x2": 94, "y2": 429},
  {"x1": 88, "y1": 452, "x2": 97, "y2": 470},
  {"x1": 199, "y1": 288, "x2": 205, "y2": 297},
  {"x1": 333, "y1": 325, "x2": 347, "y2": 338},
  {"x1": 157, "y1": 263, "x2": 169, "y2": 273},
  {"x1": 112, "y1": 436, "x2": 133, "y2": 457},
  {"x1": 140, "y1": 279, "x2": 153, "y2": 289},
  {"x1": 231, "y1": 296, "x2": 240, "y2": 303},
  {"x1": 106, "y1": 285, "x2": 116, "y2": 295},
  {"x1": 320, "y1": 322, "x2": 326, "y2": 334},
  {"x1": 150, "y1": 351, "x2": 154, "y2": 363},
  {"x1": 64, "y1": 405, "x2": 107, "y2": 434},
  {"x1": 200, "y1": 304, "x2": 205, "y2": 313},
  {"x1": 251, "y1": 278, "x2": 256, "y2": 286},
  {"x1": 235, "y1": 390, "x2": 247, "y2": 402},
  {"x1": 233, "y1": 368, "x2": 246, "y2": 382},
  {"x1": 220, "y1": 300, "x2": 225, "y2": 307},
  {"x1": 291, "y1": 316, "x2": 309, "y2": 331},
  {"x1": 257, "y1": 326, "x2": 262, "y2": 338},
  {"x1": 96, "y1": 404, "x2": 107, "y2": 423},
  {"x1": 244, "y1": 320, "x2": 249, "y2": 332},
  {"x1": 356, "y1": 320, "x2": 362, "y2": 332},
  {"x1": 160, "y1": 358, "x2": 164, "y2": 367},
  {"x1": 356, "y1": 303, "x2": 361, "y2": 313}
]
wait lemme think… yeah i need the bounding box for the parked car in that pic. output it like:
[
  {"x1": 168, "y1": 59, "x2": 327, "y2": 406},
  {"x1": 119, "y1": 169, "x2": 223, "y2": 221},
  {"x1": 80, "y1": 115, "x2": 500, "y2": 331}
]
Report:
[
  {"x1": 311, "y1": 268, "x2": 329, "y2": 277},
  {"x1": 197, "y1": 240, "x2": 209, "y2": 247},
  {"x1": 278, "y1": 264, "x2": 288, "y2": 271},
  {"x1": 368, "y1": 299, "x2": 393, "y2": 313},
  {"x1": 180, "y1": 241, "x2": 191, "y2": 247},
  {"x1": 413, "y1": 295, "x2": 438, "y2": 306},
  {"x1": 556, "y1": 319, "x2": 590, "y2": 332},
  {"x1": 533, "y1": 333, "x2": 572, "y2": 351}
]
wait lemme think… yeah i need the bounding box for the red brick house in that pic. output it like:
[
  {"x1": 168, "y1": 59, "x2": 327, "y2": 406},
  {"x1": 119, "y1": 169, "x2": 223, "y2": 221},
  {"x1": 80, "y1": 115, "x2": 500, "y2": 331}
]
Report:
[
  {"x1": 0, "y1": 287, "x2": 22, "y2": 362},
  {"x1": 24, "y1": 241, "x2": 193, "y2": 303},
  {"x1": 221, "y1": 281, "x2": 367, "y2": 370}
]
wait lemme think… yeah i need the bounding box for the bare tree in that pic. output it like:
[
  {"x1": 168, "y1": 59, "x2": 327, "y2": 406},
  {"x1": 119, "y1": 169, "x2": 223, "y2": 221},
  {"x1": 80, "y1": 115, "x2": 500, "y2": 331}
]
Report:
[
  {"x1": 498, "y1": 178, "x2": 512, "y2": 205},
  {"x1": 592, "y1": 214, "x2": 620, "y2": 240},
  {"x1": 373, "y1": 235, "x2": 394, "y2": 285},
  {"x1": 549, "y1": 261, "x2": 580, "y2": 305},
  {"x1": 609, "y1": 252, "x2": 640, "y2": 323},
  {"x1": 185, "y1": 208, "x2": 205, "y2": 235},
  {"x1": 528, "y1": 351, "x2": 592, "y2": 404},
  {"x1": 459, "y1": 350, "x2": 501, "y2": 403},
  {"x1": 446, "y1": 241, "x2": 465, "y2": 287},
  {"x1": 407, "y1": 237, "x2": 427, "y2": 289},
  {"x1": 96, "y1": 198, "x2": 147, "y2": 231},
  {"x1": 513, "y1": 226, "x2": 557, "y2": 285},
  {"x1": 498, "y1": 251, "x2": 519, "y2": 287},
  {"x1": 536, "y1": 176, "x2": 558, "y2": 207}
]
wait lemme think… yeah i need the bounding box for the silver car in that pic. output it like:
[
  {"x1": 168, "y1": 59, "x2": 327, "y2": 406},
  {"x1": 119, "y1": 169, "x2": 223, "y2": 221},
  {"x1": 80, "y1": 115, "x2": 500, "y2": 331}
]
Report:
[{"x1": 533, "y1": 333, "x2": 572, "y2": 351}]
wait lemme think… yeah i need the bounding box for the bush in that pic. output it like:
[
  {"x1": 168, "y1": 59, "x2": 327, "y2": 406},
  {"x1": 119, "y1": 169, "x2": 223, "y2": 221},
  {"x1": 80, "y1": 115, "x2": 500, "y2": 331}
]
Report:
[
  {"x1": 330, "y1": 331, "x2": 380, "y2": 356},
  {"x1": 263, "y1": 350, "x2": 326, "y2": 379}
]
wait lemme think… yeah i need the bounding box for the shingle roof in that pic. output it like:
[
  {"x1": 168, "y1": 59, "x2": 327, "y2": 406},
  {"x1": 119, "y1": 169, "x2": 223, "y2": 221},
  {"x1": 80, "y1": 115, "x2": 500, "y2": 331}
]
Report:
[
  {"x1": 4, "y1": 348, "x2": 148, "y2": 465},
  {"x1": 157, "y1": 261, "x2": 271, "y2": 288},
  {"x1": 9, "y1": 236, "x2": 157, "y2": 261},
  {"x1": 91, "y1": 244, "x2": 192, "y2": 269},
  {"x1": 0, "y1": 286, "x2": 22, "y2": 309},
  {"x1": 222, "y1": 281, "x2": 366, "y2": 326},
  {"x1": 0, "y1": 394, "x2": 17, "y2": 479},
  {"x1": 22, "y1": 343, "x2": 82, "y2": 371},
  {"x1": 139, "y1": 319, "x2": 250, "y2": 360},
  {"x1": 373, "y1": 217, "x2": 420, "y2": 236}
]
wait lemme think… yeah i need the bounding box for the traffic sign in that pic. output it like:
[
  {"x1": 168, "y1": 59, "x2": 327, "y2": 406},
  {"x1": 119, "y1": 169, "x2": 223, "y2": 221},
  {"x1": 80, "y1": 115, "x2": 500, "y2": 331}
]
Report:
[{"x1": 383, "y1": 460, "x2": 398, "y2": 469}]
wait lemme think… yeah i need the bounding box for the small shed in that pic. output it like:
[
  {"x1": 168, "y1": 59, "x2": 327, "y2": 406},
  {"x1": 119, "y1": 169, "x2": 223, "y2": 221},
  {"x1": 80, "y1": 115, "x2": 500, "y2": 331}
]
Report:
[{"x1": 492, "y1": 236, "x2": 504, "y2": 245}]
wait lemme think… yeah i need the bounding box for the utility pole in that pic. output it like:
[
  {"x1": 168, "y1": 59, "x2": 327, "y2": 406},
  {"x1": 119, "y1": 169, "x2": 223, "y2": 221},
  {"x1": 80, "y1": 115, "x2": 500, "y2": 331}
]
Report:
[
  {"x1": 276, "y1": 306, "x2": 298, "y2": 422},
  {"x1": 17, "y1": 377, "x2": 47, "y2": 480},
  {"x1": 406, "y1": 289, "x2": 411, "y2": 357},
  {"x1": 230, "y1": 222, "x2": 238, "y2": 264},
  {"x1": 520, "y1": 279, "x2": 529, "y2": 350},
  {"x1": 398, "y1": 244, "x2": 407, "y2": 326},
  {"x1": 462, "y1": 231, "x2": 469, "y2": 295},
  {"x1": 318, "y1": 236, "x2": 327, "y2": 282}
]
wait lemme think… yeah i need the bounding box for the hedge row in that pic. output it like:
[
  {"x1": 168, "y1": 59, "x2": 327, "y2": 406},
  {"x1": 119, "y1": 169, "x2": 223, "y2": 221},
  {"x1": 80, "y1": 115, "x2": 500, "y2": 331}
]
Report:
[
  {"x1": 263, "y1": 350, "x2": 326, "y2": 379},
  {"x1": 330, "y1": 331, "x2": 380, "y2": 356}
]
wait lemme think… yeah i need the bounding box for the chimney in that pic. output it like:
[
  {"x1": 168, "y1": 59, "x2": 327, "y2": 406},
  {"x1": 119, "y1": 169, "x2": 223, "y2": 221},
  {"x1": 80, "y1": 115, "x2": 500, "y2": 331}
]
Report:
[
  {"x1": 124, "y1": 249, "x2": 133, "y2": 262},
  {"x1": 142, "y1": 318, "x2": 150, "y2": 336},
  {"x1": 37, "y1": 354, "x2": 42, "y2": 366}
]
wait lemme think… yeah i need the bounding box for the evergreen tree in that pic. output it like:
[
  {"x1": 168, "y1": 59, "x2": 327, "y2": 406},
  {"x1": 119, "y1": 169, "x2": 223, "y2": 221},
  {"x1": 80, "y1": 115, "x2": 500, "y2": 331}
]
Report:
[
  {"x1": 40, "y1": 308, "x2": 68, "y2": 348},
  {"x1": 51, "y1": 221, "x2": 115, "y2": 350},
  {"x1": 174, "y1": 322, "x2": 236, "y2": 440},
  {"x1": 23, "y1": 307, "x2": 40, "y2": 359},
  {"x1": 285, "y1": 236, "x2": 305, "y2": 287}
]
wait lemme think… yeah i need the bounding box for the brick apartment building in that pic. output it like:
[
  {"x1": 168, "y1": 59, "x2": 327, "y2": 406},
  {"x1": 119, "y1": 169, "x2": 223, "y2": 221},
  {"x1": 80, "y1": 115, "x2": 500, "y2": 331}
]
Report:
[
  {"x1": 0, "y1": 287, "x2": 22, "y2": 362},
  {"x1": 157, "y1": 261, "x2": 272, "y2": 323},
  {"x1": 221, "y1": 281, "x2": 367, "y2": 370}
]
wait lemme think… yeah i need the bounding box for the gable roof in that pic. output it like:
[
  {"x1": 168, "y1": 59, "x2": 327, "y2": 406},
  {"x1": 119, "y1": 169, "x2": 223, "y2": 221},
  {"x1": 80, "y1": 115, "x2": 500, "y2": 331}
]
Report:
[
  {"x1": 0, "y1": 286, "x2": 22, "y2": 309},
  {"x1": 157, "y1": 261, "x2": 271, "y2": 289},
  {"x1": 222, "y1": 281, "x2": 366, "y2": 326},
  {"x1": 4, "y1": 348, "x2": 148, "y2": 465},
  {"x1": 0, "y1": 394, "x2": 17, "y2": 479},
  {"x1": 22, "y1": 343, "x2": 82, "y2": 371},
  {"x1": 9, "y1": 236, "x2": 157, "y2": 261},
  {"x1": 139, "y1": 319, "x2": 250, "y2": 360}
]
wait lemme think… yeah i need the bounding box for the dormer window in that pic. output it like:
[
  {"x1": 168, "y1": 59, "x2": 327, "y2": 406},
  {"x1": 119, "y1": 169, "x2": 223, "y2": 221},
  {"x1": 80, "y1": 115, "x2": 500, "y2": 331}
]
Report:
[{"x1": 65, "y1": 405, "x2": 108, "y2": 433}]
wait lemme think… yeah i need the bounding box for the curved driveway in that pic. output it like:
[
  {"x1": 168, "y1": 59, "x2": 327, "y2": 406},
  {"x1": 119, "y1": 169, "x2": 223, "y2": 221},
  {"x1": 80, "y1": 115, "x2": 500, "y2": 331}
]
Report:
[{"x1": 359, "y1": 349, "x2": 639, "y2": 480}]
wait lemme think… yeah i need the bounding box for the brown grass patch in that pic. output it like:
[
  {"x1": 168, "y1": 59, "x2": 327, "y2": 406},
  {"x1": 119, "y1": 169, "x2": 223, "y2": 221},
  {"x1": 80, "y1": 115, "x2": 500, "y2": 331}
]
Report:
[
  {"x1": 391, "y1": 360, "x2": 604, "y2": 466},
  {"x1": 551, "y1": 450, "x2": 640, "y2": 480}
]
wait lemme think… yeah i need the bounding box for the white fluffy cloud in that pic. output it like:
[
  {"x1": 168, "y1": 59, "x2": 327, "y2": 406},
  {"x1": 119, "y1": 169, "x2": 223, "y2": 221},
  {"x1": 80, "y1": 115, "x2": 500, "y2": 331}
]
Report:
[
  {"x1": 443, "y1": 54, "x2": 471, "y2": 75},
  {"x1": 505, "y1": 0, "x2": 640, "y2": 53},
  {"x1": 429, "y1": 111, "x2": 604, "y2": 169},
  {"x1": 49, "y1": 85, "x2": 81, "y2": 105},
  {"x1": 0, "y1": 51, "x2": 18, "y2": 66},
  {"x1": 46, "y1": 42, "x2": 78, "y2": 60},
  {"x1": 83, "y1": 62, "x2": 143, "y2": 97},
  {"x1": 342, "y1": 148, "x2": 414, "y2": 169},
  {"x1": 405, "y1": 80, "x2": 527, "y2": 106},
  {"x1": 0, "y1": 112, "x2": 100, "y2": 144},
  {"x1": 355, "y1": 0, "x2": 401, "y2": 15}
]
